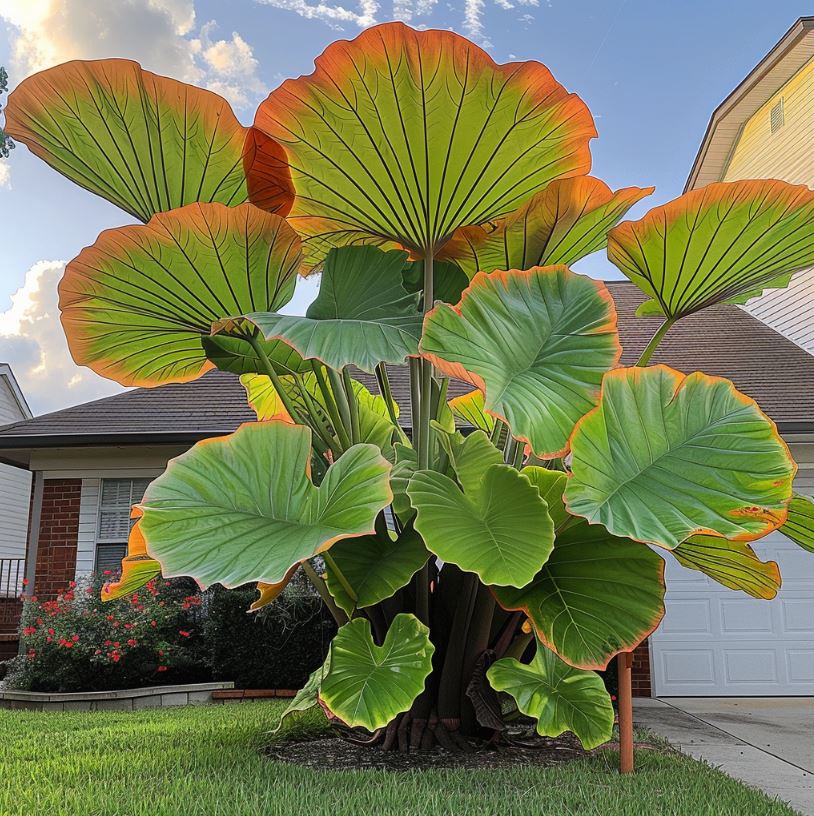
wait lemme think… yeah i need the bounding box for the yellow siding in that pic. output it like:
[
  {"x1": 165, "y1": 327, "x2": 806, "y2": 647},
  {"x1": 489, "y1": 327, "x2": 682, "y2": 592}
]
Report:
[{"x1": 724, "y1": 55, "x2": 814, "y2": 184}]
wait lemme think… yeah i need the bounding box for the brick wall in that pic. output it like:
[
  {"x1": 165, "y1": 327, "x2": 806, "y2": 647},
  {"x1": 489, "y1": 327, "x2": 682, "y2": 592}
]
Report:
[
  {"x1": 33, "y1": 479, "x2": 82, "y2": 600},
  {"x1": 631, "y1": 639, "x2": 652, "y2": 697}
]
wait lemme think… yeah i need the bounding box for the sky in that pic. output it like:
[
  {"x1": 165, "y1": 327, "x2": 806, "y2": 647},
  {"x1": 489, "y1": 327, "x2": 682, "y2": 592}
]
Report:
[{"x1": 0, "y1": 0, "x2": 811, "y2": 415}]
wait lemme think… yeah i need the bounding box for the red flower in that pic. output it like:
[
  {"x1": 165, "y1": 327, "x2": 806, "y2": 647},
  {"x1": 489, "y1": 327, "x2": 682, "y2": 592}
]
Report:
[
  {"x1": 127, "y1": 639, "x2": 137, "y2": 647},
  {"x1": 150, "y1": 620, "x2": 157, "y2": 628},
  {"x1": 104, "y1": 640, "x2": 112, "y2": 647},
  {"x1": 47, "y1": 627, "x2": 55, "y2": 636},
  {"x1": 68, "y1": 581, "x2": 76, "y2": 589},
  {"x1": 124, "y1": 623, "x2": 134, "y2": 630},
  {"x1": 158, "y1": 649, "x2": 164, "y2": 657},
  {"x1": 21, "y1": 578, "x2": 28, "y2": 586},
  {"x1": 157, "y1": 665, "x2": 167, "y2": 672},
  {"x1": 103, "y1": 570, "x2": 113, "y2": 576},
  {"x1": 178, "y1": 630, "x2": 190, "y2": 638},
  {"x1": 27, "y1": 649, "x2": 36, "y2": 659},
  {"x1": 22, "y1": 626, "x2": 37, "y2": 636},
  {"x1": 113, "y1": 641, "x2": 120, "y2": 648},
  {"x1": 110, "y1": 653, "x2": 121, "y2": 663},
  {"x1": 105, "y1": 615, "x2": 114, "y2": 622},
  {"x1": 71, "y1": 633, "x2": 79, "y2": 642}
]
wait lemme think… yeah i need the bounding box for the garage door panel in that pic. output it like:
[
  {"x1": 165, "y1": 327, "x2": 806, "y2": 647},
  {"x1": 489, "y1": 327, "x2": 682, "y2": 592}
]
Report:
[{"x1": 653, "y1": 522, "x2": 814, "y2": 695}]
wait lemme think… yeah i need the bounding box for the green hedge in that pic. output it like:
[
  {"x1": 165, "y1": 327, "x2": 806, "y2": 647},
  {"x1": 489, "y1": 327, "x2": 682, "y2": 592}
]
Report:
[{"x1": 205, "y1": 580, "x2": 336, "y2": 689}]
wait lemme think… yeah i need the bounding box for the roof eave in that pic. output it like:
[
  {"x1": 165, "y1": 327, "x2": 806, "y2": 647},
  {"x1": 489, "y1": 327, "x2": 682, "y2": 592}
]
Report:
[{"x1": 685, "y1": 16, "x2": 814, "y2": 191}]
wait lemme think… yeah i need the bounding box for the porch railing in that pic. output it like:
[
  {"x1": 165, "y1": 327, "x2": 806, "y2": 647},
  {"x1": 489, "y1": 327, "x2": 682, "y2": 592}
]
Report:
[{"x1": 0, "y1": 558, "x2": 25, "y2": 631}]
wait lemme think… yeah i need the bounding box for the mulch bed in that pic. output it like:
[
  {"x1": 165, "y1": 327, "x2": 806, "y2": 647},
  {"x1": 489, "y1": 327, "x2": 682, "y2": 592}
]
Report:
[{"x1": 264, "y1": 732, "x2": 607, "y2": 772}]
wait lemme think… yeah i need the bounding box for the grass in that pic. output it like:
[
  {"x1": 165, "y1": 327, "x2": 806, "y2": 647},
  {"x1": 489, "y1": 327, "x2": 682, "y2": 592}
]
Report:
[{"x1": 0, "y1": 701, "x2": 798, "y2": 816}]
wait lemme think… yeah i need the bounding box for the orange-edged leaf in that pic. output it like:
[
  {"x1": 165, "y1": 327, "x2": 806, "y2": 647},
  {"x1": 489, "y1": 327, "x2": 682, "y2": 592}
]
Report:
[
  {"x1": 493, "y1": 519, "x2": 665, "y2": 670},
  {"x1": 420, "y1": 266, "x2": 620, "y2": 458},
  {"x1": 241, "y1": 373, "x2": 293, "y2": 423},
  {"x1": 440, "y1": 177, "x2": 653, "y2": 277},
  {"x1": 5, "y1": 59, "x2": 293, "y2": 222},
  {"x1": 102, "y1": 508, "x2": 161, "y2": 602},
  {"x1": 59, "y1": 202, "x2": 301, "y2": 387},
  {"x1": 607, "y1": 179, "x2": 814, "y2": 319},
  {"x1": 672, "y1": 536, "x2": 781, "y2": 600},
  {"x1": 250, "y1": 566, "x2": 300, "y2": 611},
  {"x1": 565, "y1": 366, "x2": 796, "y2": 549},
  {"x1": 254, "y1": 22, "x2": 595, "y2": 263},
  {"x1": 139, "y1": 422, "x2": 393, "y2": 589},
  {"x1": 448, "y1": 390, "x2": 493, "y2": 433}
]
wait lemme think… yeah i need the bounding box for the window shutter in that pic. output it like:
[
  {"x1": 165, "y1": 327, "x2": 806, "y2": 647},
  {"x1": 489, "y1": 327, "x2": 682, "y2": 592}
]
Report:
[
  {"x1": 96, "y1": 478, "x2": 153, "y2": 543},
  {"x1": 770, "y1": 98, "x2": 785, "y2": 134}
]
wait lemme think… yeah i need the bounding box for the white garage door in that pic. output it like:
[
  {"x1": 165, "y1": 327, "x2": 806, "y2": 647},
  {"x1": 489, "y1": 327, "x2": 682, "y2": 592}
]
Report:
[{"x1": 651, "y1": 531, "x2": 814, "y2": 696}]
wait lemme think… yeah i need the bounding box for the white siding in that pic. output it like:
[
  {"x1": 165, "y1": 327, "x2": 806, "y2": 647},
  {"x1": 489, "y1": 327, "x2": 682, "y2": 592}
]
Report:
[
  {"x1": 722, "y1": 56, "x2": 814, "y2": 353},
  {"x1": 0, "y1": 375, "x2": 31, "y2": 560},
  {"x1": 75, "y1": 479, "x2": 101, "y2": 579}
]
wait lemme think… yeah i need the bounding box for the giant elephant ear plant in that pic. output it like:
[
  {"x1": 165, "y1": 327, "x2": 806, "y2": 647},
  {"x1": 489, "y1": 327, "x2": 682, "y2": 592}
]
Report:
[{"x1": 7, "y1": 22, "x2": 814, "y2": 752}]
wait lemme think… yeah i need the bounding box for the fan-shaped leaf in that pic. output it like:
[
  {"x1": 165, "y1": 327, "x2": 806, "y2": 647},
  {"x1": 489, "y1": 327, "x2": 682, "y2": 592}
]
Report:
[
  {"x1": 607, "y1": 180, "x2": 814, "y2": 319},
  {"x1": 139, "y1": 422, "x2": 392, "y2": 588},
  {"x1": 320, "y1": 614, "x2": 434, "y2": 731},
  {"x1": 5, "y1": 59, "x2": 292, "y2": 221},
  {"x1": 214, "y1": 247, "x2": 423, "y2": 373},
  {"x1": 325, "y1": 519, "x2": 429, "y2": 615},
  {"x1": 487, "y1": 643, "x2": 614, "y2": 750},
  {"x1": 493, "y1": 520, "x2": 665, "y2": 669},
  {"x1": 672, "y1": 536, "x2": 780, "y2": 599},
  {"x1": 565, "y1": 366, "x2": 796, "y2": 549},
  {"x1": 441, "y1": 177, "x2": 652, "y2": 277},
  {"x1": 101, "y1": 509, "x2": 161, "y2": 602},
  {"x1": 407, "y1": 463, "x2": 554, "y2": 587},
  {"x1": 781, "y1": 495, "x2": 814, "y2": 554},
  {"x1": 420, "y1": 266, "x2": 620, "y2": 457},
  {"x1": 253, "y1": 22, "x2": 595, "y2": 262},
  {"x1": 60, "y1": 203, "x2": 301, "y2": 387}
]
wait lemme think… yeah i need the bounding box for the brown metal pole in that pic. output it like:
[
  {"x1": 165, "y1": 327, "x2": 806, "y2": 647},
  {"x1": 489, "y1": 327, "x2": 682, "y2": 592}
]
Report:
[{"x1": 618, "y1": 651, "x2": 634, "y2": 774}]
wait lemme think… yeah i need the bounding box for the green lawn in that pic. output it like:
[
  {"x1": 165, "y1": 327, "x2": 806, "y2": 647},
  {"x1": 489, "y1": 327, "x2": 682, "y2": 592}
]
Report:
[{"x1": 0, "y1": 702, "x2": 797, "y2": 816}]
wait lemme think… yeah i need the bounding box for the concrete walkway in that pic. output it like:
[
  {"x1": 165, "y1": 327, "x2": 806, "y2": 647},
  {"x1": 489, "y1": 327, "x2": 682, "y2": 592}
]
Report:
[{"x1": 635, "y1": 697, "x2": 814, "y2": 815}]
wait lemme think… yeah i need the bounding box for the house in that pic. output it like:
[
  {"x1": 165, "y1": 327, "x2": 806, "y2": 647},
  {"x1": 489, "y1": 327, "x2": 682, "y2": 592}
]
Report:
[
  {"x1": 686, "y1": 16, "x2": 814, "y2": 353},
  {"x1": 0, "y1": 364, "x2": 32, "y2": 659},
  {"x1": 0, "y1": 281, "x2": 812, "y2": 695}
]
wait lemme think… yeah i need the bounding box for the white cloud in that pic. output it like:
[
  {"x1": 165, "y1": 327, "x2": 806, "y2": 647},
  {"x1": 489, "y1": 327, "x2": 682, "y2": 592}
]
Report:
[
  {"x1": 0, "y1": 0, "x2": 265, "y2": 111},
  {"x1": 0, "y1": 262, "x2": 125, "y2": 415},
  {"x1": 254, "y1": 0, "x2": 377, "y2": 28},
  {"x1": 0, "y1": 163, "x2": 10, "y2": 190}
]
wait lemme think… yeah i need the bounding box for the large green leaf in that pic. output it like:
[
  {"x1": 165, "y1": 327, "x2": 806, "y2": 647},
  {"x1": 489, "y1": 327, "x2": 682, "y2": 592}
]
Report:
[
  {"x1": 435, "y1": 429, "x2": 504, "y2": 494},
  {"x1": 440, "y1": 177, "x2": 652, "y2": 277},
  {"x1": 420, "y1": 266, "x2": 620, "y2": 458},
  {"x1": 60, "y1": 203, "x2": 301, "y2": 387},
  {"x1": 487, "y1": 643, "x2": 614, "y2": 750},
  {"x1": 320, "y1": 614, "x2": 434, "y2": 731},
  {"x1": 214, "y1": 247, "x2": 423, "y2": 373},
  {"x1": 565, "y1": 366, "x2": 795, "y2": 549},
  {"x1": 607, "y1": 179, "x2": 814, "y2": 319},
  {"x1": 494, "y1": 519, "x2": 665, "y2": 669},
  {"x1": 407, "y1": 462, "x2": 554, "y2": 587},
  {"x1": 780, "y1": 495, "x2": 814, "y2": 554},
  {"x1": 5, "y1": 59, "x2": 292, "y2": 221},
  {"x1": 672, "y1": 536, "x2": 780, "y2": 599},
  {"x1": 139, "y1": 422, "x2": 392, "y2": 588},
  {"x1": 253, "y1": 22, "x2": 595, "y2": 262},
  {"x1": 325, "y1": 517, "x2": 429, "y2": 615},
  {"x1": 241, "y1": 371, "x2": 398, "y2": 454},
  {"x1": 390, "y1": 443, "x2": 419, "y2": 521}
]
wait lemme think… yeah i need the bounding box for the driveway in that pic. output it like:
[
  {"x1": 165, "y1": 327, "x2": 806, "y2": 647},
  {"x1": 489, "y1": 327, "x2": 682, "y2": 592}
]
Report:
[{"x1": 635, "y1": 697, "x2": 814, "y2": 815}]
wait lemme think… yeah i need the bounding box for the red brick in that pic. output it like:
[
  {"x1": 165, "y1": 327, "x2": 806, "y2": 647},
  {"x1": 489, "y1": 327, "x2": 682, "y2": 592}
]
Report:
[{"x1": 33, "y1": 479, "x2": 82, "y2": 600}]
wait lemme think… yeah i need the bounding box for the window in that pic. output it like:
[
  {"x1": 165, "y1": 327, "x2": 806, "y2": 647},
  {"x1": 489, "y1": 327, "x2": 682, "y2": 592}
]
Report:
[
  {"x1": 770, "y1": 98, "x2": 785, "y2": 134},
  {"x1": 95, "y1": 478, "x2": 152, "y2": 572}
]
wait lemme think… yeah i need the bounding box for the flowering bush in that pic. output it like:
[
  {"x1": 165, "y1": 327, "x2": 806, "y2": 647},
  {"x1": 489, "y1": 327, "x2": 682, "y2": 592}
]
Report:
[{"x1": 4, "y1": 573, "x2": 209, "y2": 692}]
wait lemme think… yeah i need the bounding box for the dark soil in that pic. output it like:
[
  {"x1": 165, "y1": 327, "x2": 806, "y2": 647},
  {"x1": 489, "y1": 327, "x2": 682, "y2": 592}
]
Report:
[{"x1": 264, "y1": 732, "x2": 604, "y2": 772}]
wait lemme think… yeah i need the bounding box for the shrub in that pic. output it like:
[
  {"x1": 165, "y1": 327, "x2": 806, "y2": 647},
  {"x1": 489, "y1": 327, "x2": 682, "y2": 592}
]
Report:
[{"x1": 5, "y1": 574, "x2": 209, "y2": 692}]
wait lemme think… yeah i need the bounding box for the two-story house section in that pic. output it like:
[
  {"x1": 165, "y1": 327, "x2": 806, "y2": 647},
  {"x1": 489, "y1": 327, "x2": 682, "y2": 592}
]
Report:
[{"x1": 686, "y1": 17, "x2": 814, "y2": 353}]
